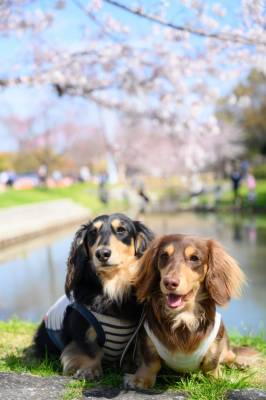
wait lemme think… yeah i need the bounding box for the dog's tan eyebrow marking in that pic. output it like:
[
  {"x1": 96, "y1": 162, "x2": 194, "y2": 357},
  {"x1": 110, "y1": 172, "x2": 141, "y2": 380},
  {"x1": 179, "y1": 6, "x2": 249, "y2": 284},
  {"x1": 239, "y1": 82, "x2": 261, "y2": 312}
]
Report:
[
  {"x1": 111, "y1": 219, "x2": 122, "y2": 229},
  {"x1": 93, "y1": 221, "x2": 103, "y2": 230},
  {"x1": 185, "y1": 245, "x2": 196, "y2": 257},
  {"x1": 164, "y1": 244, "x2": 175, "y2": 256}
]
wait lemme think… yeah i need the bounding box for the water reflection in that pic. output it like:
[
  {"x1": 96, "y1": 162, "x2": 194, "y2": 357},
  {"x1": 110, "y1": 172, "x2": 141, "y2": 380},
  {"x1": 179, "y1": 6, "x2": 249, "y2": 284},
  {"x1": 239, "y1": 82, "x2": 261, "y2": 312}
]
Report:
[
  {"x1": 0, "y1": 228, "x2": 73, "y2": 321},
  {"x1": 0, "y1": 213, "x2": 265, "y2": 335},
  {"x1": 231, "y1": 214, "x2": 258, "y2": 244}
]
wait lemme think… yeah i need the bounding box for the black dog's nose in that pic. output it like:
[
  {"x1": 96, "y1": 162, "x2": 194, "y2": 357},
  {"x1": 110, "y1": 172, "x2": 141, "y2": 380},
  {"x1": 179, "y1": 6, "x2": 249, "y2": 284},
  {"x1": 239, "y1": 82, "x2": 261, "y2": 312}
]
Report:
[{"x1": 95, "y1": 248, "x2": 111, "y2": 262}]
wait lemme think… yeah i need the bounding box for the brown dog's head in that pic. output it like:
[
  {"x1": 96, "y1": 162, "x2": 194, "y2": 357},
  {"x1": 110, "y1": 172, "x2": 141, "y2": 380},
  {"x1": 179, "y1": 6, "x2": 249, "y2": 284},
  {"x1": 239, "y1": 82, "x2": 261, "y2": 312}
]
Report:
[{"x1": 135, "y1": 234, "x2": 245, "y2": 311}]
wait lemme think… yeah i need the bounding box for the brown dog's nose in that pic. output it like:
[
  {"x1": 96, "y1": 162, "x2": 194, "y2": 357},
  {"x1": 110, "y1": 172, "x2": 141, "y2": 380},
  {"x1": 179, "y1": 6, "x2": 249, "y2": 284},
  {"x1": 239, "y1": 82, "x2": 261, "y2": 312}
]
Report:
[
  {"x1": 95, "y1": 248, "x2": 111, "y2": 262},
  {"x1": 163, "y1": 277, "x2": 180, "y2": 291}
]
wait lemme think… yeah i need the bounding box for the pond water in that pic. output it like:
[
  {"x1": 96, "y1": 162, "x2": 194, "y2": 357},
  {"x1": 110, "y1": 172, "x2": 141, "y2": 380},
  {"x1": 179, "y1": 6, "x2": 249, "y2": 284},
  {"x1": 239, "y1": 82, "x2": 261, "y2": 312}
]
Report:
[{"x1": 0, "y1": 212, "x2": 265, "y2": 336}]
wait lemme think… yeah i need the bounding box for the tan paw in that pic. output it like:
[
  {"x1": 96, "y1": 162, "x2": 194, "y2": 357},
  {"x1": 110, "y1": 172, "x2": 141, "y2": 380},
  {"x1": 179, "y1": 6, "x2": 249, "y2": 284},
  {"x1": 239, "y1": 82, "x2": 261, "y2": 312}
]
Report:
[
  {"x1": 206, "y1": 366, "x2": 221, "y2": 379},
  {"x1": 124, "y1": 373, "x2": 155, "y2": 389},
  {"x1": 74, "y1": 365, "x2": 103, "y2": 380}
]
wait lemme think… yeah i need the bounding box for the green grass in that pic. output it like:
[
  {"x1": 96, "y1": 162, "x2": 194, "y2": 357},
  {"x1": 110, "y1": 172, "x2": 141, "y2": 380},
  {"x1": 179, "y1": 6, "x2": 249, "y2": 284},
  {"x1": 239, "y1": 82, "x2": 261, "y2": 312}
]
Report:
[
  {"x1": 1, "y1": 179, "x2": 266, "y2": 215},
  {"x1": 0, "y1": 319, "x2": 61, "y2": 376},
  {"x1": 236, "y1": 180, "x2": 266, "y2": 210},
  {"x1": 63, "y1": 380, "x2": 93, "y2": 400},
  {"x1": 157, "y1": 179, "x2": 266, "y2": 213},
  {"x1": 230, "y1": 331, "x2": 266, "y2": 355},
  {"x1": 0, "y1": 320, "x2": 265, "y2": 400},
  {"x1": 198, "y1": 179, "x2": 266, "y2": 211},
  {"x1": 156, "y1": 369, "x2": 254, "y2": 400},
  {"x1": 0, "y1": 183, "x2": 127, "y2": 215}
]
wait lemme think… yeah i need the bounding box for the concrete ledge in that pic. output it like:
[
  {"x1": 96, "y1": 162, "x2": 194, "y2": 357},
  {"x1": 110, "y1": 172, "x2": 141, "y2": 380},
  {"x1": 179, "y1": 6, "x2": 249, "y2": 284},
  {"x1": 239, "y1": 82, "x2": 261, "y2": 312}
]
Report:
[
  {"x1": 0, "y1": 373, "x2": 265, "y2": 400},
  {"x1": 0, "y1": 372, "x2": 70, "y2": 400},
  {"x1": 227, "y1": 389, "x2": 266, "y2": 400},
  {"x1": 83, "y1": 388, "x2": 187, "y2": 399},
  {"x1": 0, "y1": 200, "x2": 90, "y2": 249}
]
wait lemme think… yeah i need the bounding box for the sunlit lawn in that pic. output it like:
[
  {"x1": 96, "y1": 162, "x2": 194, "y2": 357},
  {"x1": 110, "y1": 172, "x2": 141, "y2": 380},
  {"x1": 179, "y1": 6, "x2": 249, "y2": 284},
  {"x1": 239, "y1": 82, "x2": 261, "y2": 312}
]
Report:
[
  {"x1": 0, "y1": 320, "x2": 265, "y2": 400},
  {"x1": 219, "y1": 180, "x2": 266, "y2": 209},
  {"x1": 0, "y1": 182, "x2": 127, "y2": 215},
  {"x1": 196, "y1": 179, "x2": 266, "y2": 211},
  {"x1": 0, "y1": 180, "x2": 265, "y2": 214}
]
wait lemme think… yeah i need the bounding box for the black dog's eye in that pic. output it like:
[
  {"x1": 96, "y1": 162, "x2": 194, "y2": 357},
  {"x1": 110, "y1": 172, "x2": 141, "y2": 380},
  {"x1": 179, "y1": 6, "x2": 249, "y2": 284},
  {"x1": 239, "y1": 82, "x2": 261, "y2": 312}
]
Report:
[
  {"x1": 89, "y1": 227, "x2": 97, "y2": 236},
  {"x1": 190, "y1": 254, "x2": 199, "y2": 262},
  {"x1": 116, "y1": 226, "x2": 126, "y2": 234}
]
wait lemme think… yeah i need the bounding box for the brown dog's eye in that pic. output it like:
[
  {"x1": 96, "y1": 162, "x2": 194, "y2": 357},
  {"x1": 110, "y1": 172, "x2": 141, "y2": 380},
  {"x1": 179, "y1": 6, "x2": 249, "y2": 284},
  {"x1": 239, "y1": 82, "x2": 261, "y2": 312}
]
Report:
[
  {"x1": 190, "y1": 255, "x2": 199, "y2": 262},
  {"x1": 160, "y1": 252, "x2": 169, "y2": 261}
]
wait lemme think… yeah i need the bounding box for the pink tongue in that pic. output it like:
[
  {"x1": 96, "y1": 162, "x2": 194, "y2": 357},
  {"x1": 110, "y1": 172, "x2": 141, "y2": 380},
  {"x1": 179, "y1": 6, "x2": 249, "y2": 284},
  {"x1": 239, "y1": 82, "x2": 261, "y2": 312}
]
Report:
[{"x1": 167, "y1": 294, "x2": 183, "y2": 308}]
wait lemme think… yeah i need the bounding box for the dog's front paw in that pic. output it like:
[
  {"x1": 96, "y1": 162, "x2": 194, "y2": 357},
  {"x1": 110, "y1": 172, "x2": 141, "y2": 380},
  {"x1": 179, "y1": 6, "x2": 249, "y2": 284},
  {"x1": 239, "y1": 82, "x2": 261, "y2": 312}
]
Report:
[
  {"x1": 74, "y1": 365, "x2": 103, "y2": 380},
  {"x1": 124, "y1": 373, "x2": 155, "y2": 389}
]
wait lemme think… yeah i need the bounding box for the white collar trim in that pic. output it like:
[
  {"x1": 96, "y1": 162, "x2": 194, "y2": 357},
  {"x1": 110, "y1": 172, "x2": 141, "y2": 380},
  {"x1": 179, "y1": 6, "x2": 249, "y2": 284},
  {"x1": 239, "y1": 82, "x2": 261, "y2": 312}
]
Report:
[{"x1": 144, "y1": 312, "x2": 221, "y2": 372}]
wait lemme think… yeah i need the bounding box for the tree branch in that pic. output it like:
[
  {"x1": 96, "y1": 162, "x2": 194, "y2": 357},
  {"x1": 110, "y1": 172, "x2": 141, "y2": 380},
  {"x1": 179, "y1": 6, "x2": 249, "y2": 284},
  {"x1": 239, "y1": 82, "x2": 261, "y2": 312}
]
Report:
[
  {"x1": 72, "y1": 0, "x2": 124, "y2": 43},
  {"x1": 103, "y1": 0, "x2": 266, "y2": 47}
]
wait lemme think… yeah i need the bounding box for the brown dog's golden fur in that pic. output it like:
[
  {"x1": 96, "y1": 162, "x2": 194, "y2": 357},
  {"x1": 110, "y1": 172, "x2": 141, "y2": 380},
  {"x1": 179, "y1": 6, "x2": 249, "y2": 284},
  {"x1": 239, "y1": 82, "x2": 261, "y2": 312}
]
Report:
[{"x1": 125, "y1": 234, "x2": 246, "y2": 389}]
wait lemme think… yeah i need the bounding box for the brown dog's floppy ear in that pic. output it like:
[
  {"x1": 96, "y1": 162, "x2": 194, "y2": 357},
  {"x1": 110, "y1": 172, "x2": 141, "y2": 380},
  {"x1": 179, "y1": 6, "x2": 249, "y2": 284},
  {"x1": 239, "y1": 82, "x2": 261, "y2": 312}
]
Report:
[
  {"x1": 134, "y1": 237, "x2": 161, "y2": 302},
  {"x1": 205, "y1": 240, "x2": 246, "y2": 306},
  {"x1": 133, "y1": 220, "x2": 155, "y2": 258},
  {"x1": 65, "y1": 224, "x2": 88, "y2": 298}
]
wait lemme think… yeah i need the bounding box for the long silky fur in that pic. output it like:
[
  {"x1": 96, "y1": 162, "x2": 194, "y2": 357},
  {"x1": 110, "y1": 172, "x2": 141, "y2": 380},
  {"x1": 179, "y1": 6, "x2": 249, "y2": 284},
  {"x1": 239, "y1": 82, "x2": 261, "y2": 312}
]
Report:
[
  {"x1": 34, "y1": 214, "x2": 155, "y2": 361},
  {"x1": 134, "y1": 235, "x2": 245, "y2": 354}
]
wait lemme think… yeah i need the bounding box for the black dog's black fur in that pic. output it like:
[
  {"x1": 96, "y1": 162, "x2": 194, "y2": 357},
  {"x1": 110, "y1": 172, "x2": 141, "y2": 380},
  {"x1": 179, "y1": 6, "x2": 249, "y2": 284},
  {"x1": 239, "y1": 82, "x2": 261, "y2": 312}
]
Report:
[{"x1": 34, "y1": 213, "x2": 154, "y2": 374}]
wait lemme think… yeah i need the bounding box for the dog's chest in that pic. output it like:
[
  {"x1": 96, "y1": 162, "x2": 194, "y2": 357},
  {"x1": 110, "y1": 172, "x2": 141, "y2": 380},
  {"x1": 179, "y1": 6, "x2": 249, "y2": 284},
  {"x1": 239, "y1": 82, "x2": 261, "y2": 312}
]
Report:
[
  {"x1": 89, "y1": 310, "x2": 137, "y2": 361},
  {"x1": 144, "y1": 313, "x2": 221, "y2": 372},
  {"x1": 44, "y1": 294, "x2": 137, "y2": 361}
]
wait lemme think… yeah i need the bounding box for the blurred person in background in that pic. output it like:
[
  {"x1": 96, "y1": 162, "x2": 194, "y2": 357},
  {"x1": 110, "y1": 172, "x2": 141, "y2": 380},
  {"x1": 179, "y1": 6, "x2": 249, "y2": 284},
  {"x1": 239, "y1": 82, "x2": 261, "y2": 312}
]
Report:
[
  {"x1": 137, "y1": 181, "x2": 150, "y2": 214},
  {"x1": 230, "y1": 162, "x2": 242, "y2": 205},
  {"x1": 246, "y1": 169, "x2": 256, "y2": 205},
  {"x1": 0, "y1": 170, "x2": 15, "y2": 187},
  {"x1": 79, "y1": 166, "x2": 90, "y2": 182},
  {"x1": 98, "y1": 172, "x2": 109, "y2": 204},
  {"x1": 38, "y1": 164, "x2": 48, "y2": 187}
]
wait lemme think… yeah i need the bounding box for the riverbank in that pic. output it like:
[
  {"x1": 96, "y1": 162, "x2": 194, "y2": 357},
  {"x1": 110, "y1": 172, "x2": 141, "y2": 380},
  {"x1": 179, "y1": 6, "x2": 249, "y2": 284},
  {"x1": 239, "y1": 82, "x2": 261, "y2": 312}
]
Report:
[
  {"x1": 151, "y1": 179, "x2": 266, "y2": 213},
  {"x1": 0, "y1": 182, "x2": 126, "y2": 213},
  {"x1": 0, "y1": 183, "x2": 128, "y2": 249},
  {"x1": 0, "y1": 320, "x2": 265, "y2": 400},
  {"x1": 196, "y1": 179, "x2": 266, "y2": 213},
  {"x1": 1, "y1": 180, "x2": 266, "y2": 215},
  {"x1": 0, "y1": 199, "x2": 89, "y2": 249}
]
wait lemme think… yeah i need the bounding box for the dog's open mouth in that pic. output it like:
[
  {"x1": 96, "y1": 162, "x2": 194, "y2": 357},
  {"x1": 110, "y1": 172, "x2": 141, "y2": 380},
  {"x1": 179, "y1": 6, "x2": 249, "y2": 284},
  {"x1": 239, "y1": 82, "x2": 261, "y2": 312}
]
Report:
[
  {"x1": 166, "y1": 294, "x2": 184, "y2": 308},
  {"x1": 166, "y1": 290, "x2": 193, "y2": 308}
]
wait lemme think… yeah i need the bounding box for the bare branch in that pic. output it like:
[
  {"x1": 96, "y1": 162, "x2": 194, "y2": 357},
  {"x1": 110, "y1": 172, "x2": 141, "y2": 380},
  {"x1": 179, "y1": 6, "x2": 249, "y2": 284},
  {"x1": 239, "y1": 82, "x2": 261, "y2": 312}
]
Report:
[{"x1": 72, "y1": 0, "x2": 125, "y2": 43}]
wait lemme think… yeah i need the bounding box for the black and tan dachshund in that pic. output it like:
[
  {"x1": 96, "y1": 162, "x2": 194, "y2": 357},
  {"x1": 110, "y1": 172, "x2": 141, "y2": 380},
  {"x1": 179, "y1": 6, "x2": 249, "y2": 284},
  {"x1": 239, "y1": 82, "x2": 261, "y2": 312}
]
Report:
[{"x1": 34, "y1": 213, "x2": 154, "y2": 379}]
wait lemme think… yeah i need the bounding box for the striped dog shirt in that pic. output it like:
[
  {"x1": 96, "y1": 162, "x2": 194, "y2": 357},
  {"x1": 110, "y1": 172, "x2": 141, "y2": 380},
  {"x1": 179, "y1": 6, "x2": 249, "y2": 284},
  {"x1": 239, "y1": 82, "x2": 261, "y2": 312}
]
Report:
[{"x1": 44, "y1": 294, "x2": 137, "y2": 361}]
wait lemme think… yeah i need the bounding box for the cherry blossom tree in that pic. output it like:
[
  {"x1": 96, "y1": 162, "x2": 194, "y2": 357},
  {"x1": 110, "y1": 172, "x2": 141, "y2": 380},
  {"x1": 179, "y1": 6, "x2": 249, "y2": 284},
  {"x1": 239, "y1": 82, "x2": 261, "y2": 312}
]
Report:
[
  {"x1": 2, "y1": 105, "x2": 107, "y2": 172},
  {"x1": 114, "y1": 118, "x2": 244, "y2": 178},
  {"x1": 0, "y1": 0, "x2": 265, "y2": 175}
]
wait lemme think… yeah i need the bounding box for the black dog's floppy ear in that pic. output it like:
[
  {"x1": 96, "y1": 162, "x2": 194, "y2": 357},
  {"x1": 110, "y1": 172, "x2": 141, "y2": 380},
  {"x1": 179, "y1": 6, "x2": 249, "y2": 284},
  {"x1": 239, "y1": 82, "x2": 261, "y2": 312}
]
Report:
[
  {"x1": 65, "y1": 224, "x2": 89, "y2": 298},
  {"x1": 133, "y1": 220, "x2": 155, "y2": 258}
]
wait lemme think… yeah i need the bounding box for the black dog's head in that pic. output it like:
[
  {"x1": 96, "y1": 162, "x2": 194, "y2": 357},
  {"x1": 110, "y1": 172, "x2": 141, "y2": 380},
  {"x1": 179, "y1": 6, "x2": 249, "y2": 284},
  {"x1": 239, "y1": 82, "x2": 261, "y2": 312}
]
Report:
[{"x1": 65, "y1": 213, "x2": 154, "y2": 304}]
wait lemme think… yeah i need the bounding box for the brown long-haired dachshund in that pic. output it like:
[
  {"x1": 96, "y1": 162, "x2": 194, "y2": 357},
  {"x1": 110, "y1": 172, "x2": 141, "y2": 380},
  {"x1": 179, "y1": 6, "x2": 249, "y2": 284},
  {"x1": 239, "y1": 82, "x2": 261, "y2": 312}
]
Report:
[{"x1": 125, "y1": 234, "x2": 246, "y2": 389}]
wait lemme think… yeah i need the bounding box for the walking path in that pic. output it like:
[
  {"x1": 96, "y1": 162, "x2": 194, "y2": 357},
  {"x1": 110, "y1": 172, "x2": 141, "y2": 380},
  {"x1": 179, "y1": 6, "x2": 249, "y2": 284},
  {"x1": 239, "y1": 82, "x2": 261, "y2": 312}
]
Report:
[{"x1": 0, "y1": 200, "x2": 90, "y2": 249}]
